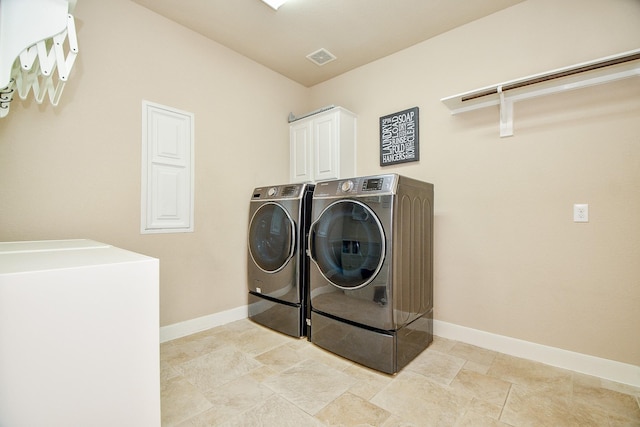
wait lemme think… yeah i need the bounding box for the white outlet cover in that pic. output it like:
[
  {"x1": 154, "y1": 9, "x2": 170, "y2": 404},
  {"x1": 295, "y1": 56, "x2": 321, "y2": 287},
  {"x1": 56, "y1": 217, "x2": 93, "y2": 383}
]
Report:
[{"x1": 573, "y1": 204, "x2": 589, "y2": 222}]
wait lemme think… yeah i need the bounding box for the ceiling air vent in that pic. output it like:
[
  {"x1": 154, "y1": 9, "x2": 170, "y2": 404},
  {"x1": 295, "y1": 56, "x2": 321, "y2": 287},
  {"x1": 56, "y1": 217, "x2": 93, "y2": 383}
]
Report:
[{"x1": 306, "y1": 48, "x2": 337, "y2": 66}]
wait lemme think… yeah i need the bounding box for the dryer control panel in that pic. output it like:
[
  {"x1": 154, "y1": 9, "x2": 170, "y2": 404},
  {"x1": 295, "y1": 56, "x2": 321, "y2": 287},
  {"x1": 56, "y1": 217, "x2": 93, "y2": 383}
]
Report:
[{"x1": 314, "y1": 174, "x2": 398, "y2": 198}]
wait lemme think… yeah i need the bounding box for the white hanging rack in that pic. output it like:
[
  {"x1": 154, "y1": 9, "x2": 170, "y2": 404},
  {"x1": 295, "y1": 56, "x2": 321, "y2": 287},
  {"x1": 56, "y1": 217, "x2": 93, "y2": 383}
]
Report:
[
  {"x1": 0, "y1": 0, "x2": 79, "y2": 118},
  {"x1": 441, "y1": 48, "x2": 640, "y2": 137}
]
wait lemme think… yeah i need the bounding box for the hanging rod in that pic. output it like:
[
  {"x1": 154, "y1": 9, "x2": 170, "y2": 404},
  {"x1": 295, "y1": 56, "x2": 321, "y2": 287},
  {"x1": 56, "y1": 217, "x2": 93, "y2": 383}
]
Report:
[
  {"x1": 441, "y1": 48, "x2": 640, "y2": 137},
  {"x1": 461, "y1": 51, "x2": 640, "y2": 102}
]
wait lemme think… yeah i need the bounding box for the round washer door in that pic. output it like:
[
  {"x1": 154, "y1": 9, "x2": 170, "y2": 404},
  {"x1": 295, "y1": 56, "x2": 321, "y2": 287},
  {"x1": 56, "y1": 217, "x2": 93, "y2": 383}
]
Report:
[
  {"x1": 310, "y1": 200, "x2": 385, "y2": 289},
  {"x1": 248, "y1": 202, "x2": 295, "y2": 273}
]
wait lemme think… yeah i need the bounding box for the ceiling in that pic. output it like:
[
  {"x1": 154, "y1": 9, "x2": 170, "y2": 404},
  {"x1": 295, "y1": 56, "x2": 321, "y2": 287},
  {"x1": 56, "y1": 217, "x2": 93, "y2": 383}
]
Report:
[{"x1": 131, "y1": 0, "x2": 525, "y2": 87}]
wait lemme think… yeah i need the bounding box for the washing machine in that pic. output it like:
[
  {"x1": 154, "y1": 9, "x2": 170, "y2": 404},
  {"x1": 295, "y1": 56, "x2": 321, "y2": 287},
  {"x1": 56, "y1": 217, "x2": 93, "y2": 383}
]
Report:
[
  {"x1": 248, "y1": 183, "x2": 314, "y2": 338},
  {"x1": 308, "y1": 174, "x2": 433, "y2": 373}
]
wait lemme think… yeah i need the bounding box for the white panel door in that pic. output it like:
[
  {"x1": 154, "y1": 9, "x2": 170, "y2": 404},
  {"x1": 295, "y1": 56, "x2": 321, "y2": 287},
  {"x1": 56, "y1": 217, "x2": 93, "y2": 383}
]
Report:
[
  {"x1": 290, "y1": 120, "x2": 312, "y2": 183},
  {"x1": 313, "y1": 112, "x2": 338, "y2": 182},
  {"x1": 141, "y1": 101, "x2": 194, "y2": 233}
]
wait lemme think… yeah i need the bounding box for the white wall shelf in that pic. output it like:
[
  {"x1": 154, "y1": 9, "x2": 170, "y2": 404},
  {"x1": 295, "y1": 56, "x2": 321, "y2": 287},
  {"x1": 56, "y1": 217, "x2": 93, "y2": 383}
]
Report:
[{"x1": 441, "y1": 49, "x2": 640, "y2": 137}]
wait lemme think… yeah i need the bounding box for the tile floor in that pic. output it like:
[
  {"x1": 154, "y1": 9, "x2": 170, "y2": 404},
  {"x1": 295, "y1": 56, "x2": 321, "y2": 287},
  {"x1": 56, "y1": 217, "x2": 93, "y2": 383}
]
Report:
[{"x1": 161, "y1": 319, "x2": 640, "y2": 426}]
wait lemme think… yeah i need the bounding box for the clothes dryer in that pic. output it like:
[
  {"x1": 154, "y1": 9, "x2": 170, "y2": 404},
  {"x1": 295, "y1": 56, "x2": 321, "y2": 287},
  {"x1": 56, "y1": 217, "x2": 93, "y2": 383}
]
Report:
[
  {"x1": 308, "y1": 174, "x2": 433, "y2": 373},
  {"x1": 248, "y1": 183, "x2": 314, "y2": 337}
]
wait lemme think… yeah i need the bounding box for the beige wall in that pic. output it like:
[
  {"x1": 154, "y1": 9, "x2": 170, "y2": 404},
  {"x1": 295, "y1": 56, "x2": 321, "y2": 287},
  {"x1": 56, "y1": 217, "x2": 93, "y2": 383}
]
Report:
[
  {"x1": 309, "y1": 0, "x2": 640, "y2": 366},
  {"x1": 0, "y1": 0, "x2": 638, "y2": 367},
  {"x1": 0, "y1": 0, "x2": 309, "y2": 325}
]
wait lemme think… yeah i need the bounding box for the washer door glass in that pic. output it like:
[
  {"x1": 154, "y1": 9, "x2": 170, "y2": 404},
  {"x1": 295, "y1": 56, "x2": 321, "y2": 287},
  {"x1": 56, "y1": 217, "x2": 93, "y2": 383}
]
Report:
[
  {"x1": 310, "y1": 200, "x2": 385, "y2": 289},
  {"x1": 249, "y1": 203, "x2": 295, "y2": 273}
]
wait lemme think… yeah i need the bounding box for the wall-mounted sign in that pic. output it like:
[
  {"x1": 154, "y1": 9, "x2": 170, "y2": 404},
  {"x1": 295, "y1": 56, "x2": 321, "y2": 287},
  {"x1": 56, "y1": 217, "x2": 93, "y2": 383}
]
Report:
[{"x1": 379, "y1": 107, "x2": 419, "y2": 166}]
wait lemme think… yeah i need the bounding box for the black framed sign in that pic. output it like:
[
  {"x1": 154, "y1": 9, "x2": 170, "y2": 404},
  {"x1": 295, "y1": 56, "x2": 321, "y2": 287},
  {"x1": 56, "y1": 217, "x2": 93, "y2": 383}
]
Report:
[{"x1": 379, "y1": 107, "x2": 419, "y2": 166}]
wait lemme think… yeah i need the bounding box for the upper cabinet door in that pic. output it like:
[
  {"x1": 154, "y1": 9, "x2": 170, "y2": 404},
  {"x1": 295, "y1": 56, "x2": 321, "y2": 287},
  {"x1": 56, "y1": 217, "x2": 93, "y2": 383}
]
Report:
[
  {"x1": 313, "y1": 113, "x2": 339, "y2": 182},
  {"x1": 290, "y1": 120, "x2": 312, "y2": 183},
  {"x1": 289, "y1": 107, "x2": 356, "y2": 183}
]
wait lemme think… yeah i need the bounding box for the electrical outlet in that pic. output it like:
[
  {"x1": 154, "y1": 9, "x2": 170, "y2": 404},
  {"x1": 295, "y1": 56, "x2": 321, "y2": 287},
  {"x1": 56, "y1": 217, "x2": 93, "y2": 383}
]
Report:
[{"x1": 573, "y1": 204, "x2": 589, "y2": 222}]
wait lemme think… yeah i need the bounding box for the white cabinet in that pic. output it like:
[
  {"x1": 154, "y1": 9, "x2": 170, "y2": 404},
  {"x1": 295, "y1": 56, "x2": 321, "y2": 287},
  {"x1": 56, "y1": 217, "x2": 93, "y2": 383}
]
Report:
[
  {"x1": 0, "y1": 240, "x2": 160, "y2": 427},
  {"x1": 290, "y1": 107, "x2": 356, "y2": 183}
]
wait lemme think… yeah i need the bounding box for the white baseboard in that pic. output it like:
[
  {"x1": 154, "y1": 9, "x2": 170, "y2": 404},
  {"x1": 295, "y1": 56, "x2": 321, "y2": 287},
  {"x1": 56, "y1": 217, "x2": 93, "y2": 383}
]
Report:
[
  {"x1": 159, "y1": 305, "x2": 248, "y2": 343},
  {"x1": 434, "y1": 319, "x2": 640, "y2": 388},
  {"x1": 159, "y1": 307, "x2": 639, "y2": 388}
]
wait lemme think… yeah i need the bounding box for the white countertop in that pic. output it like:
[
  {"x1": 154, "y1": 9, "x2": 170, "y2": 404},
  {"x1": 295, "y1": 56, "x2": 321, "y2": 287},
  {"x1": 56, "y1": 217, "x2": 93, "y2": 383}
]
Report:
[{"x1": 0, "y1": 239, "x2": 155, "y2": 275}]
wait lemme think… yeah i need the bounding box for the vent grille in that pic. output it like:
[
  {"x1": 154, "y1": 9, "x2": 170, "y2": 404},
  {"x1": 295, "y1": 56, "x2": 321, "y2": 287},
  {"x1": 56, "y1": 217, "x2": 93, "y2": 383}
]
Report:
[{"x1": 306, "y1": 48, "x2": 337, "y2": 66}]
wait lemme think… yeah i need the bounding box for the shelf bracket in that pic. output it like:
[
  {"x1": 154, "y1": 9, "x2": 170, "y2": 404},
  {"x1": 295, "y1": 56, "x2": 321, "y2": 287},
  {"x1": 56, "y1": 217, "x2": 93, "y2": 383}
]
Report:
[{"x1": 498, "y1": 86, "x2": 514, "y2": 137}]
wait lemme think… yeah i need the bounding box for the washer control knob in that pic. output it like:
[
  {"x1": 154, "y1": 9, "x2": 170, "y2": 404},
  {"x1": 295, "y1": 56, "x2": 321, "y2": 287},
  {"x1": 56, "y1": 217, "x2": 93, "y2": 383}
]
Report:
[
  {"x1": 267, "y1": 187, "x2": 277, "y2": 197},
  {"x1": 341, "y1": 180, "x2": 354, "y2": 192}
]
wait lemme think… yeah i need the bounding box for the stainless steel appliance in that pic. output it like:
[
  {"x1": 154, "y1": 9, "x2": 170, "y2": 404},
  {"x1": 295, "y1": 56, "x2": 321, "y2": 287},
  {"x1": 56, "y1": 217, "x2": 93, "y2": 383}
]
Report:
[
  {"x1": 308, "y1": 174, "x2": 433, "y2": 373},
  {"x1": 248, "y1": 183, "x2": 314, "y2": 337}
]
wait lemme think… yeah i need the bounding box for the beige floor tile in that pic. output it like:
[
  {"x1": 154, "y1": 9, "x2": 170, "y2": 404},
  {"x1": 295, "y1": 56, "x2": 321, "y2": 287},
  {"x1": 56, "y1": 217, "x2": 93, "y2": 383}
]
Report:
[
  {"x1": 572, "y1": 377, "x2": 640, "y2": 422},
  {"x1": 380, "y1": 414, "x2": 420, "y2": 426},
  {"x1": 161, "y1": 376, "x2": 212, "y2": 427},
  {"x1": 160, "y1": 341, "x2": 175, "y2": 359},
  {"x1": 287, "y1": 336, "x2": 311, "y2": 350},
  {"x1": 230, "y1": 324, "x2": 292, "y2": 356},
  {"x1": 220, "y1": 318, "x2": 263, "y2": 335},
  {"x1": 455, "y1": 410, "x2": 512, "y2": 427},
  {"x1": 161, "y1": 329, "x2": 229, "y2": 365},
  {"x1": 404, "y1": 349, "x2": 466, "y2": 385},
  {"x1": 574, "y1": 371, "x2": 640, "y2": 399},
  {"x1": 297, "y1": 341, "x2": 355, "y2": 371},
  {"x1": 500, "y1": 383, "x2": 609, "y2": 427},
  {"x1": 176, "y1": 347, "x2": 262, "y2": 392},
  {"x1": 462, "y1": 359, "x2": 491, "y2": 375},
  {"x1": 466, "y1": 398, "x2": 503, "y2": 420},
  {"x1": 447, "y1": 342, "x2": 498, "y2": 368},
  {"x1": 207, "y1": 319, "x2": 265, "y2": 345},
  {"x1": 371, "y1": 370, "x2": 471, "y2": 426},
  {"x1": 161, "y1": 359, "x2": 181, "y2": 382},
  {"x1": 344, "y1": 363, "x2": 394, "y2": 401},
  {"x1": 263, "y1": 358, "x2": 358, "y2": 415},
  {"x1": 246, "y1": 364, "x2": 280, "y2": 383},
  {"x1": 428, "y1": 335, "x2": 457, "y2": 353},
  {"x1": 607, "y1": 410, "x2": 640, "y2": 427},
  {"x1": 315, "y1": 392, "x2": 391, "y2": 426},
  {"x1": 449, "y1": 369, "x2": 511, "y2": 406},
  {"x1": 487, "y1": 353, "x2": 573, "y2": 393},
  {"x1": 177, "y1": 376, "x2": 274, "y2": 426},
  {"x1": 602, "y1": 378, "x2": 640, "y2": 397},
  {"x1": 254, "y1": 341, "x2": 307, "y2": 373},
  {"x1": 220, "y1": 395, "x2": 325, "y2": 427}
]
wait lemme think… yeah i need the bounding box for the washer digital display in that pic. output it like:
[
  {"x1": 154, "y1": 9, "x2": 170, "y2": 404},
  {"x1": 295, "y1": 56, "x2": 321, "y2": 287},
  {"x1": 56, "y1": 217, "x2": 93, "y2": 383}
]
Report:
[{"x1": 281, "y1": 186, "x2": 297, "y2": 197}]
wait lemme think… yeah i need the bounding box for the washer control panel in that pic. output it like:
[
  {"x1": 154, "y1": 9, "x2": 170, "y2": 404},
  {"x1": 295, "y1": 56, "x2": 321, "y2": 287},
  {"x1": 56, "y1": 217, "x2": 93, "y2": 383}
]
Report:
[{"x1": 252, "y1": 184, "x2": 305, "y2": 200}]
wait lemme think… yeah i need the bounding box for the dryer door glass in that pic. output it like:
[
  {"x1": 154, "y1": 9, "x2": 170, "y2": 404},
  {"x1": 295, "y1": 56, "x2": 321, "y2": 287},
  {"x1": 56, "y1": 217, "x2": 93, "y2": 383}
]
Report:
[
  {"x1": 249, "y1": 203, "x2": 295, "y2": 273},
  {"x1": 310, "y1": 200, "x2": 385, "y2": 289}
]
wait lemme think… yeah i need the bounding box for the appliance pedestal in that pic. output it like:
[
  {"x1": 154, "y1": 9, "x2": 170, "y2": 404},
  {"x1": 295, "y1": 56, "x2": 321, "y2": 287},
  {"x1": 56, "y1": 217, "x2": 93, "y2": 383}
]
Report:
[
  {"x1": 248, "y1": 291, "x2": 303, "y2": 337},
  {"x1": 310, "y1": 310, "x2": 433, "y2": 374}
]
